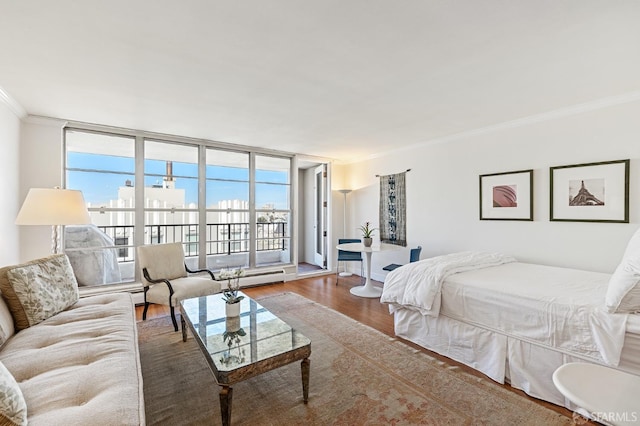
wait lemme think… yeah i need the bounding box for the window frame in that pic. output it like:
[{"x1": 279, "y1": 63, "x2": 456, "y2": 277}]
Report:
[{"x1": 63, "y1": 125, "x2": 295, "y2": 287}]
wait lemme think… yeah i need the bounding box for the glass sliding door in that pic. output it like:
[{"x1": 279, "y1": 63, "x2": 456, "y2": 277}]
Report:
[{"x1": 255, "y1": 155, "x2": 291, "y2": 267}]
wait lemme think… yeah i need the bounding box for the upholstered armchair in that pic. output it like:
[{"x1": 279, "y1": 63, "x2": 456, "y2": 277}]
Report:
[{"x1": 137, "y1": 242, "x2": 222, "y2": 331}]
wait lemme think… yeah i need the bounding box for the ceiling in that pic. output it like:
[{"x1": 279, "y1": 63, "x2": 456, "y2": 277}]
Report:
[{"x1": 1, "y1": 1, "x2": 639, "y2": 162}]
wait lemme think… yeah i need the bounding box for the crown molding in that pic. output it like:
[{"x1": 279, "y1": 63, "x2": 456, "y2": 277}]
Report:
[
  {"x1": 0, "y1": 86, "x2": 27, "y2": 119},
  {"x1": 344, "y1": 90, "x2": 640, "y2": 165}
]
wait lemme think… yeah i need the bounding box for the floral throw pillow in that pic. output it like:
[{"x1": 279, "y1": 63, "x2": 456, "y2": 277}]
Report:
[
  {"x1": 0, "y1": 361, "x2": 27, "y2": 426},
  {"x1": 3, "y1": 254, "x2": 79, "y2": 330}
]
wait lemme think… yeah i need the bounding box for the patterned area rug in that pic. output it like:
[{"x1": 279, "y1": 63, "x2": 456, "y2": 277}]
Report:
[{"x1": 138, "y1": 292, "x2": 571, "y2": 425}]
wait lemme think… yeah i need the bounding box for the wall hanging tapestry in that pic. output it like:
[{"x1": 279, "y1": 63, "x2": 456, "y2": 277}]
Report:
[{"x1": 379, "y1": 171, "x2": 407, "y2": 246}]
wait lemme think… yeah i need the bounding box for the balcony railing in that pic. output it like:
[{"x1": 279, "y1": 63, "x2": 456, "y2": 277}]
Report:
[{"x1": 98, "y1": 222, "x2": 287, "y2": 262}]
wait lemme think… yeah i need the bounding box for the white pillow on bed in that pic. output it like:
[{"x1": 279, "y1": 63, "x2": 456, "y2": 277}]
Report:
[{"x1": 606, "y1": 228, "x2": 640, "y2": 313}]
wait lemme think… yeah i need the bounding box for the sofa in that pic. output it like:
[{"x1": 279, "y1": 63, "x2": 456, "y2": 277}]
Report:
[{"x1": 0, "y1": 254, "x2": 144, "y2": 426}]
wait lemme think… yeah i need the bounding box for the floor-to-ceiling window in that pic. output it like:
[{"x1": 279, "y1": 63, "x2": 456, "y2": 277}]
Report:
[
  {"x1": 63, "y1": 126, "x2": 293, "y2": 288},
  {"x1": 64, "y1": 129, "x2": 136, "y2": 285}
]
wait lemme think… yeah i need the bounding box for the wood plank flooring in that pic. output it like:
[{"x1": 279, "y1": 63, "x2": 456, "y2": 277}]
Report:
[{"x1": 135, "y1": 273, "x2": 574, "y2": 421}]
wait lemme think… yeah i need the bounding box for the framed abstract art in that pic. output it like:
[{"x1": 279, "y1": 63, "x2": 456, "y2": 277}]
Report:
[{"x1": 479, "y1": 169, "x2": 533, "y2": 221}]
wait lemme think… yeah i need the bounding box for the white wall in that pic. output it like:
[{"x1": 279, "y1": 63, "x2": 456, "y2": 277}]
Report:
[
  {"x1": 342, "y1": 99, "x2": 640, "y2": 280},
  {"x1": 18, "y1": 117, "x2": 66, "y2": 262},
  {"x1": 0, "y1": 101, "x2": 21, "y2": 266}
]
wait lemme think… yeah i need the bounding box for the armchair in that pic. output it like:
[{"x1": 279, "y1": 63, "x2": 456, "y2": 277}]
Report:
[{"x1": 137, "y1": 242, "x2": 222, "y2": 331}]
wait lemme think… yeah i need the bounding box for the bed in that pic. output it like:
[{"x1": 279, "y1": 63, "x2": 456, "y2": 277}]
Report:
[{"x1": 380, "y1": 244, "x2": 640, "y2": 409}]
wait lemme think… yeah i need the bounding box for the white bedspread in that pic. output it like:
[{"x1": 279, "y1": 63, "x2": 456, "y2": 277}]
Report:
[
  {"x1": 381, "y1": 251, "x2": 516, "y2": 316},
  {"x1": 381, "y1": 252, "x2": 629, "y2": 366}
]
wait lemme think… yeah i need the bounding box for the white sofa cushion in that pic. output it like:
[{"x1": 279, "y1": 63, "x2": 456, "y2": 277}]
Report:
[
  {"x1": 606, "y1": 227, "x2": 640, "y2": 313},
  {"x1": 0, "y1": 293, "x2": 145, "y2": 426},
  {"x1": 0, "y1": 360, "x2": 27, "y2": 426}
]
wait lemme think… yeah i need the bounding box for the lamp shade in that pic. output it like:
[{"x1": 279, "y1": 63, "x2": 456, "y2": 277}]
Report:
[{"x1": 15, "y1": 188, "x2": 91, "y2": 225}]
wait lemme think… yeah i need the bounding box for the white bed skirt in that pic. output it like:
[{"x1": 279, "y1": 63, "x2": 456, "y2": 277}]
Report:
[{"x1": 394, "y1": 308, "x2": 640, "y2": 410}]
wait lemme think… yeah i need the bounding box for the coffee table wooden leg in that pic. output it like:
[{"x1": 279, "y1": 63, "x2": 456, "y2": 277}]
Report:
[
  {"x1": 301, "y1": 357, "x2": 310, "y2": 403},
  {"x1": 219, "y1": 385, "x2": 233, "y2": 426},
  {"x1": 180, "y1": 314, "x2": 187, "y2": 342}
]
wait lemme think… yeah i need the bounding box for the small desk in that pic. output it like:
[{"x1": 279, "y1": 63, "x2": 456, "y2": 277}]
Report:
[
  {"x1": 336, "y1": 242, "x2": 396, "y2": 298},
  {"x1": 552, "y1": 362, "x2": 640, "y2": 426}
]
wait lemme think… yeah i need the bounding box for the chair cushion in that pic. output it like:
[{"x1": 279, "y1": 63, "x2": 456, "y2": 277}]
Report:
[
  {"x1": 0, "y1": 254, "x2": 79, "y2": 331},
  {"x1": 137, "y1": 243, "x2": 187, "y2": 285},
  {"x1": 383, "y1": 263, "x2": 402, "y2": 272},
  {"x1": 146, "y1": 277, "x2": 222, "y2": 307},
  {"x1": 0, "y1": 360, "x2": 27, "y2": 426}
]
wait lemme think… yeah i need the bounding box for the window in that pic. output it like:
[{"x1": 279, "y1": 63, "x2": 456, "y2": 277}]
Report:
[
  {"x1": 206, "y1": 149, "x2": 250, "y2": 269},
  {"x1": 64, "y1": 130, "x2": 136, "y2": 284},
  {"x1": 64, "y1": 127, "x2": 294, "y2": 288},
  {"x1": 144, "y1": 140, "x2": 199, "y2": 263}
]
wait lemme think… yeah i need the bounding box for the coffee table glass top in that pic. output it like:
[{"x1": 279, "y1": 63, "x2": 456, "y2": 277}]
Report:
[{"x1": 180, "y1": 292, "x2": 310, "y2": 374}]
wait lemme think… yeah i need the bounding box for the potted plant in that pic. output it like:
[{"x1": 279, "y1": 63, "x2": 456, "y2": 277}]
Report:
[
  {"x1": 358, "y1": 221, "x2": 378, "y2": 247},
  {"x1": 220, "y1": 267, "x2": 245, "y2": 317}
]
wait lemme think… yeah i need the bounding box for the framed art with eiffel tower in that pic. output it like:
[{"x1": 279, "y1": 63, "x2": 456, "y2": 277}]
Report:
[{"x1": 550, "y1": 159, "x2": 629, "y2": 223}]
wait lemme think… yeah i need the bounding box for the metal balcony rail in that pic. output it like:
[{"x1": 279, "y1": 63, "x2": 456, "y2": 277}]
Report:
[{"x1": 97, "y1": 222, "x2": 287, "y2": 262}]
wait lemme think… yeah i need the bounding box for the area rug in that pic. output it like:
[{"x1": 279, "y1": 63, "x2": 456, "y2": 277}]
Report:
[{"x1": 138, "y1": 292, "x2": 571, "y2": 425}]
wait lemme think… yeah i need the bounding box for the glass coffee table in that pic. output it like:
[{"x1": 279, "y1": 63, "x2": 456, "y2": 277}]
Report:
[{"x1": 179, "y1": 292, "x2": 311, "y2": 426}]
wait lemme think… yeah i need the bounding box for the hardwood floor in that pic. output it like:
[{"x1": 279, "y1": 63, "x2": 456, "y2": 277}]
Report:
[{"x1": 135, "y1": 273, "x2": 575, "y2": 421}]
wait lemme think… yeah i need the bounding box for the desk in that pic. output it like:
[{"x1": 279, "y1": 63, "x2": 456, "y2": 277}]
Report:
[
  {"x1": 552, "y1": 362, "x2": 640, "y2": 425},
  {"x1": 336, "y1": 242, "x2": 396, "y2": 298}
]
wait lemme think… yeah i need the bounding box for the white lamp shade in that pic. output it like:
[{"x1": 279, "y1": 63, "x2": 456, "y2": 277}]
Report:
[{"x1": 15, "y1": 188, "x2": 91, "y2": 225}]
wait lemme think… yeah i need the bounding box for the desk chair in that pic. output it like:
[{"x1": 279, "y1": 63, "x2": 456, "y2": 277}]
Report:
[
  {"x1": 137, "y1": 242, "x2": 222, "y2": 331},
  {"x1": 383, "y1": 246, "x2": 422, "y2": 272},
  {"x1": 336, "y1": 238, "x2": 364, "y2": 285}
]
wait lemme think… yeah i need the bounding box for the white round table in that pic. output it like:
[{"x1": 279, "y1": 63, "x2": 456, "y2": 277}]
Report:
[
  {"x1": 552, "y1": 362, "x2": 640, "y2": 425},
  {"x1": 336, "y1": 242, "x2": 397, "y2": 298}
]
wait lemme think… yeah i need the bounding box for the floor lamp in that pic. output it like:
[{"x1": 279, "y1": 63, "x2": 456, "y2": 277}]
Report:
[
  {"x1": 15, "y1": 188, "x2": 92, "y2": 254},
  {"x1": 338, "y1": 189, "x2": 352, "y2": 277}
]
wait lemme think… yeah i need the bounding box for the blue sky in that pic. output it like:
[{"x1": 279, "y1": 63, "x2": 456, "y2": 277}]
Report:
[{"x1": 67, "y1": 153, "x2": 289, "y2": 209}]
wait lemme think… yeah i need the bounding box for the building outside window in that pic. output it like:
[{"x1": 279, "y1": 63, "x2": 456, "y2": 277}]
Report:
[{"x1": 63, "y1": 127, "x2": 293, "y2": 288}]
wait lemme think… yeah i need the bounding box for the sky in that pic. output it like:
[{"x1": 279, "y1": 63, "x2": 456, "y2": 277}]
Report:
[{"x1": 67, "y1": 152, "x2": 290, "y2": 209}]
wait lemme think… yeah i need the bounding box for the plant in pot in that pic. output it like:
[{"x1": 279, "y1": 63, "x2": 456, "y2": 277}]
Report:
[
  {"x1": 220, "y1": 267, "x2": 245, "y2": 317},
  {"x1": 358, "y1": 221, "x2": 378, "y2": 247}
]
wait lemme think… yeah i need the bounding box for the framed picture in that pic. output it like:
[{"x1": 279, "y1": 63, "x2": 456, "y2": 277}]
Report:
[
  {"x1": 550, "y1": 159, "x2": 629, "y2": 223},
  {"x1": 479, "y1": 169, "x2": 533, "y2": 221}
]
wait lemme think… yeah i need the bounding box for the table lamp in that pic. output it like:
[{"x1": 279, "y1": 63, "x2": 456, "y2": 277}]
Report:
[{"x1": 15, "y1": 187, "x2": 92, "y2": 254}]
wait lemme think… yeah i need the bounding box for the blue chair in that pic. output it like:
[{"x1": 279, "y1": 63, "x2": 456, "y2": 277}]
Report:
[
  {"x1": 383, "y1": 246, "x2": 422, "y2": 272},
  {"x1": 336, "y1": 238, "x2": 364, "y2": 285}
]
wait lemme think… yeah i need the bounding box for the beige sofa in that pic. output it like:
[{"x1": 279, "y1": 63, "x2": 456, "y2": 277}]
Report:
[{"x1": 0, "y1": 255, "x2": 144, "y2": 426}]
